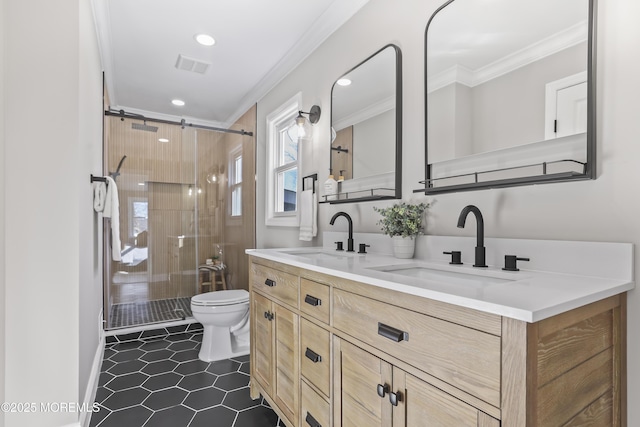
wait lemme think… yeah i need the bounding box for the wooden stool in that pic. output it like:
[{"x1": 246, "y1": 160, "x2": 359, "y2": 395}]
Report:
[{"x1": 198, "y1": 263, "x2": 227, "y2": 293}]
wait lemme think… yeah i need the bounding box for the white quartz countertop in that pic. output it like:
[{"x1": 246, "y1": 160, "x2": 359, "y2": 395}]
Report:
[{"x1": 246, "y1": 246, "x2": 634, "y2": 323}]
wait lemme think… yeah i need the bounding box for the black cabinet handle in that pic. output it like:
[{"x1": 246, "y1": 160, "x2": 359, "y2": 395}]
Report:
[
  {"x1": 389, "y1": 391, "x2": 401, "y2": 406},
  {"x1": 378, "y1": 322, "x2": 409, "y2": 342},
  {"x1": 263, "y1": 311, "x2": 273, "y2": 321},
  {"x1": 305, "y1": 412, "x2": 321, "y2": 427},
  {"x1": 377, "y1": 383, "x2": 389, "y2": 398},
  {"x1": 304, "y1": 294, "x2": 321, "y2": 306},
  {"x1": 305, "y1": 347, "x2": 322, "y2": 363},
  {"x1": 264, "y1": 278, "x2": 276, "y2": 287}
]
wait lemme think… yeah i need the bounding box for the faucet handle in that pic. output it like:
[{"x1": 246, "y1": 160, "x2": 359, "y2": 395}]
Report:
[
  {"x1": 443, "y1": 251, "x2": 463, "y2": 265},
  {"x1": 358, "y1": 243, "x2": 370, "y2": 254},
  {"x1": 334, "y1": 241, "x2": 344, "y2": 251},
  {"x1": 502, "y1": 255, "x2": 530, "y2": 271}
]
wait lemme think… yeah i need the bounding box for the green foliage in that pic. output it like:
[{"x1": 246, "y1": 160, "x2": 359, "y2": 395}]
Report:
[{"x1": 373, "y1": 202, "x2": 429, "y2": 238}]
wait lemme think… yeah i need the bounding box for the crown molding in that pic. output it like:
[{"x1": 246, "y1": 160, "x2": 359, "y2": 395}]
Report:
[
  {"x1": 333, "y1": 95, "x2": 394, "y2": 131},
  {"x1": 428, "y1": 20, "x2": 588, "y2": 94}
]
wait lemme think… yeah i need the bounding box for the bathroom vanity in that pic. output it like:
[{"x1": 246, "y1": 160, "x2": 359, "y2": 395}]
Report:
[{"x1": 247, "y1": 238, "x2": 632, "y2": 427}]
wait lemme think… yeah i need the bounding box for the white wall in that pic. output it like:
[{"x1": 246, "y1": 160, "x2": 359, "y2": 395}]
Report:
[
  {"x1": 256, "y1": 0, "x2": 640, "y2": 423},
  {"x1": 3, "y1": 0, "x2": 104, "y2": 425},
  {"x1": 0, "y1": 0, "x2": 6, "y2": 424}
]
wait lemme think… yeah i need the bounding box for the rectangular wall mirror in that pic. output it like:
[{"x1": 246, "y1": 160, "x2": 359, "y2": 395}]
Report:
[
  {"x1": 326, "y1": 44, "x2": 402, "y2": 203},
  {"x1": 420, "y1": 0, "x2": 596, "y2": 194}
]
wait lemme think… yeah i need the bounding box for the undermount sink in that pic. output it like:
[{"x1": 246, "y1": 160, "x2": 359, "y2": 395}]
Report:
[
  {"x1": 279, "y1": 249, "x2": 350, "y2": 260},
  {"x1": 367, "y1": 263, "x2": 514, "y2": 286}
]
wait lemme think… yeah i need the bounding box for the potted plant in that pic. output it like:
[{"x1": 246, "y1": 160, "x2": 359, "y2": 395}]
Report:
[{"x1": 373, "y1": 202, "x2": 429, "y2": 258}]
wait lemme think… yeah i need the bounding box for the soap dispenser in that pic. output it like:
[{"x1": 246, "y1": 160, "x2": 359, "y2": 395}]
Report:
[{"x1": 324, "y1": 169, "x2": 338, "y2": 201}]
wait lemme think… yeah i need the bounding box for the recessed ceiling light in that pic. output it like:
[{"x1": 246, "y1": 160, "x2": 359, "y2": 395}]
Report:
[
  {"x1": 158, "y1": 138, "x2": 169, "y2": 143},
  {"x1": 138, "y1": 182, "x2": 145, "y2": 186},
  {"x1": 171, "y1": 99, "x2": 185, "y2": 106},
  {"x1": 195, "y1": 34, "x2": 215, "y2": 46},
  {"x1": 337, "y1": 78, "x2": 352, "y2": 86}
]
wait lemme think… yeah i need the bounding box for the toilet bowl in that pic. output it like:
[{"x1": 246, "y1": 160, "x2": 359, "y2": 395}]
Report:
[{"x1": 190, "y1": 289, "x2": 250, "y2": 362}]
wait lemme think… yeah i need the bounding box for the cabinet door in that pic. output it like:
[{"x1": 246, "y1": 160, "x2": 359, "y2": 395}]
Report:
[
  {"x1": 337, "y1": 339, "x2": 392, "y2": 427},
  {"x1": 274, "y1": 302, "x2": 299, "y2": 426},
  {"x1": 399, "y1": 370, "x2": 498, "y2": 427},
  {"x1": 252, "y1": 292, "x2": 274, "y2": 395}
]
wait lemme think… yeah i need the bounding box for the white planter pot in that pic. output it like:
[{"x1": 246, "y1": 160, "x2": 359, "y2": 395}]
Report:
[{"x1": 392, "y1": 236, "x2": 416, "y2": 259}]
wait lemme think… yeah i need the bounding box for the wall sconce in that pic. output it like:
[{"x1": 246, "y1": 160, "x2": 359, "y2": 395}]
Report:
[{"x1": 287, "y1": 105, "x2": 321, "y2": 142}]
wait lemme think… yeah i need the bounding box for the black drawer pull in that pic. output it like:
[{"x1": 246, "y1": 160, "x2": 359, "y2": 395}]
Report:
[
  {"x1": 305, "y1": 347, "x2": 322, "y2": 363},
  {"x1": 389, "y1": 391, "x2": 401, "y2": 406},
  {"x1": 377, "y1": 322, "x2": 409, "y2": 342},
  {"x1": 264, "y1": 278, "x2": 276, "y2": 287},
  {"x1": 377, "y1": 383, "x2": 389, "y2": 398},
  {"x1": 304, "y1": 294, "x2": 321, "y2": 306},
  {"x1": 305, "y1": 412, "x2": 322, "y2": 427}
]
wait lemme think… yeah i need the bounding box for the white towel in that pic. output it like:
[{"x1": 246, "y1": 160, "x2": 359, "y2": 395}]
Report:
[
  {"x1": 103, "y1": 176, "x2": 122, "y2": 262},
  {"x1": 298, "y1": 189, "x2": 317, "y2": 241},
  {"x1": 93, "y1": 182, "x2": 107, "y2": 212}
]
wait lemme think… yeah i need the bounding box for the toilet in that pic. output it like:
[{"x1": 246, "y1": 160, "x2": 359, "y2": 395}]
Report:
[{"x1": 190, "y1": 289, "x2": 250, "y2": 362}]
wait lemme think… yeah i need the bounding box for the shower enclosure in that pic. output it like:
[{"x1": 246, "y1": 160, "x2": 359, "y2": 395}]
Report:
[{"x1": 103, "y1": 109, "x2": 256, "y2": 329}]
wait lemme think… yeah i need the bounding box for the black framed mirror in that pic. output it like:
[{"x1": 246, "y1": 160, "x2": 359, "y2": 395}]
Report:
[
  {"x1": 419, "y1": 0, "x2": 596, "y2": 194},
  {"x1": 324, "y1": 44, "x2": 402, "y2": 204}
]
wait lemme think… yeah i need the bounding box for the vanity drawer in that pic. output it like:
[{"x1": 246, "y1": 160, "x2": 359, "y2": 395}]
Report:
[
  {"x1": 301, "y1": 380, "x2": 330, "y2": 427},
  {"x1": 300, "y1": 318, "x2": 331, "y2": 397},
  {"x1": 251, "y1": 262, "x2": 298, "y2": 308},
  {"x1": 332, "y1": 288, "x2": 501, "y2": 407},
  {"x1": 300, "y1": 279, "x2": 330, "y2": 324}
]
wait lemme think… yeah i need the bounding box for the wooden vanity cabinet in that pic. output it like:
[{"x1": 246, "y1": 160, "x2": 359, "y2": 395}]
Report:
[{"x1": 249, "y1": 256, "x2": 627, "y2": 427}]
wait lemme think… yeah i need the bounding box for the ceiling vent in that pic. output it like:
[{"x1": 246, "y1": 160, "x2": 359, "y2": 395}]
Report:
[{"x1": 175, "y1": 54, "x2": 210, "y2": 74}]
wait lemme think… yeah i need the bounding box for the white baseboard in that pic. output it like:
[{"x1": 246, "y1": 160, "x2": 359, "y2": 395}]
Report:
[{"x1": 79, "y1": 328, "x2": 105, "y2": 427}]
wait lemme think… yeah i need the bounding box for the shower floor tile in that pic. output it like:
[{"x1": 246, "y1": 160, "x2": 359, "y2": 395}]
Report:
[
  {"x1": 108, "y1": 297, "x2": 193, "y2": 329},
  {"x1": 90, "y1": 331, "x2": 285, "y2": 427}
]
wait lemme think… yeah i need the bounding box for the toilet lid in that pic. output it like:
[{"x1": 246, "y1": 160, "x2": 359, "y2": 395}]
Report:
[{"x1": 191, "y1": 289, "x2": 249, "y2": 306}]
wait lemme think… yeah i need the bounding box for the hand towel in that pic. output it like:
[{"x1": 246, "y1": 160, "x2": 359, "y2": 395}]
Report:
[
  {"x1": 299, "y1": 189, "x2": 317, "y2": 241},
  {"x1": 103, "y1": 176, "x2": 122, "y2": 262},
  {"x1": 93, "y1": 182, "x2": 107, "y2": 212}
]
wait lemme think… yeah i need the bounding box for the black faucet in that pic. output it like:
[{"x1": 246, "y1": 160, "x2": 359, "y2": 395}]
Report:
[
  {"x1": 330, "y1": 212, "x2": 354, "y2": 252},
  {"x1": 456, "y1": 205, "x2": 487, "y2": 267}
]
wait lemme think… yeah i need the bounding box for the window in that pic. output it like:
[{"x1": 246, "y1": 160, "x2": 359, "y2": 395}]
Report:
[
  {"x1": 128, "y1": 197, "x2": 148, "y2": 238},
  {"x1": 266, "y1": 94, "x2": 302, "y2": 226},
  {"x1": 229, "y1": 150, "x2": 242, "y2": 217}
]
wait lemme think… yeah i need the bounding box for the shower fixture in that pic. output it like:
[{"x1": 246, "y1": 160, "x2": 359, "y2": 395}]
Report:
[{"x1": 109, "y1": 155, "x2": 127, "y2": 182}]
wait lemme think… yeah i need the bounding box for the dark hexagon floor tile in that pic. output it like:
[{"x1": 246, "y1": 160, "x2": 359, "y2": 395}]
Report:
[
  {"x1": 223, "y1": 387, "x2": 262, "y2": 411},
  {"x1": 101, "y1": 387, "x2": 150, "y2": 411},
  {"x1": 142, "y1": 388, "x2": 188, "y2": 411},
  {"x1": 214, "y1": 372, "x2": 250, "y2": 391},
  {"x1": 98, "y1": 372, "x2": 115, "y2": 387},
  {"x1": 170, "y1": 349, "x2": 200, "y2": 362},
  {"x1": 141, "y1": 359, "x2": 179, "y2": 376},
  {"x1": 140, "y1": 349, "x2": 175, "y2": 363},
  {"x1": 207, "y1": 359, "x2": 240, "y2": 375},
  {"x1": 110, "y1": 348, "x2": 145, "y2": 362},
  {"x1": 88, "y1": 404, "x2": 110, "y2": 427},
  {"x1": 114, "y1": 331, "x2": 143, "y2": 342},
  {"x1": 166, "y1": 325, "x2": 189, "y2": 334},
  {"x1": 144, "y1": 405, "x2": 195, "y2": 427},
  {"x1": 94, "y1": 387, "x2": 112, "y2": 404},
  {"x1": 168, "y1": 340, "x2": 198, "y2": 351},
  {"x1": 103, "y1": 348, "x2": 117, "y2": 360},
  {"x1": 177, "y1": 372, "x2": 216, "y2": 391},
  {"x1": 174, "y1": 359, "x2": 210, "y2": 376},
  {"x1": 140, "y1": 328, "x2": 167, "y2": 340},
  {"x1": 182, "y1": 387, "x2": 225, "y2": 411},
  {"x1": 110, "y1": 340, "x2": 141, "y2": 352},
  {"x1": 139, "y1": 339, "x2": 172, "y2": 352},
  {"x1": 97, "y1": 404, "x2": 152, "y2": 427},
  {"x1": 234, "y1": 405, "x2": 279, "y2": 427},
  {"x1": 105, "y1": 372, "x2": 149, "y2": 391},
  {"x1": 188, "y1": 333, "x2": 203, "y2": 343},
  {"x1": 107, "y1": 359, "x2": 146, "y2": 376},
  {"x1": 189, "y1": 405, "x2": 237, "y2": 427},
  {"x1": 166, "y1": 333, "x2": 191, "y2": 342},
  {"x1": 100, "y1": 359, "x2": 116, "y2": 373},
  {"x1": 186, "y1": 323, "x2": 203, "y2": 332},
  {"x1": 239, "y1": 361, "x2": 250, "y2": 375},
  {"x1": 142, "y1": 372, "x2": 183, "y2": 391},
  {"x1": 230, "y1": 354, "x2": 250, "y2": 363}
]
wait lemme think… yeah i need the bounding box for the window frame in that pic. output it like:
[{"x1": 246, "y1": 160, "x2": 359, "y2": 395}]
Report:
[
  {"x1": 265, "y1": 93, "x2": 302, "y2": 227},
  {"x1": 228, "y1": 146, "x2": 243, "y2": 218}
]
